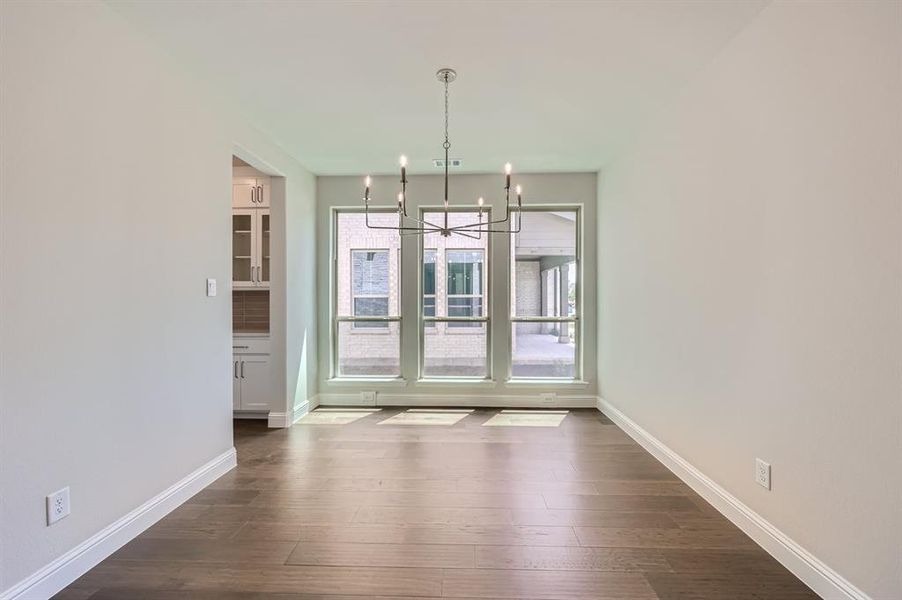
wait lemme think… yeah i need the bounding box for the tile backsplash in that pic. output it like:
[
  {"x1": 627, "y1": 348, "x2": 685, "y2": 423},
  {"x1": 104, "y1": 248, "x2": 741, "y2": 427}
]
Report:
[{"x1": 233, "y1": 290, "x2": 269, "y2": 333}]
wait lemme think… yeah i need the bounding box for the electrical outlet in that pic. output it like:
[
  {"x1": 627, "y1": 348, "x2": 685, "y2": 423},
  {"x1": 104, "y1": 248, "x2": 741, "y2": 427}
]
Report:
[
  {"x1": 46, "y1": 487, "x2": 70, "y2": 525},
  {"x1": 755, "y1": 458, "x2": 771, "y2": 490},
  {"x1": 360, "y1": 391, "x2": 376, "y2": 406},
  {"x1": 540, "y1": 393, "x2": 556, "y2": 405}
]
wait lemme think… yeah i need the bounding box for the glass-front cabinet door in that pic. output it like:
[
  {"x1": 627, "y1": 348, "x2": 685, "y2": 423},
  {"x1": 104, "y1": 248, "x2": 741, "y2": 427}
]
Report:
[
  {"x1": 232, "y1": 210, "x2": 256, "y2": 287},
  {"x1": 258, "y1": 211, "x2": 270, "y2": 286}
]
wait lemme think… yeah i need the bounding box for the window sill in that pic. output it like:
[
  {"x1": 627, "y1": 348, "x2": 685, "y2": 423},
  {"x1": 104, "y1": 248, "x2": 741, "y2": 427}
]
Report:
[
  {"x1": 505, "y1": 379, "x2": 591, "y2": 388},
  {"x1": 416, "y1": 378, "x2": 497, "y2": 387},
  {"x1": 348, "y1": 330, "x2": 392, "y2": 335},
  {"x1": 325, "y1": 377, "x2": 408, "y2": 388}
]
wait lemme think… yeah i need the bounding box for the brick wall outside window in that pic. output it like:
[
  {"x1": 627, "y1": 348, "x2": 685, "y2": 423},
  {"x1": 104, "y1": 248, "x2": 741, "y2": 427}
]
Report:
[{"x1": 335, "y1": 212, "x2": 494, "y2": 374}]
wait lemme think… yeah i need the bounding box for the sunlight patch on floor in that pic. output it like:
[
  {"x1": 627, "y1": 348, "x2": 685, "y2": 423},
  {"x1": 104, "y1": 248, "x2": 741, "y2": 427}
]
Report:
[
  {"x1": 378, "y1": 410, "x2": 470, "y2": 426},
  {"x1": 297, "y1": 409, "x2": 379, "y2": 425},
  {"x1": 313, "y1": 407, "x2": 381, "y2": 412},
  {"x1": 406, "y1": 408, "x2": 474, "y2": 413},
  {"x1": 483, "y1": 410, "x2": 569, "y2": 427}
]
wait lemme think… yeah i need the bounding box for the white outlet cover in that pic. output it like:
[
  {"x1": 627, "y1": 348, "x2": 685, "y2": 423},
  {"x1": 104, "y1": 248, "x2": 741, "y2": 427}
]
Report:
[
  {"x1": 46, "y1": 487, "x2": 71, "y2": 525},
  {"x1": 206, "y1": 278, "x2": 217, "y2": 297},
  {"x1": 755, "y1": 458, "x2": 771, "y2": 490}
]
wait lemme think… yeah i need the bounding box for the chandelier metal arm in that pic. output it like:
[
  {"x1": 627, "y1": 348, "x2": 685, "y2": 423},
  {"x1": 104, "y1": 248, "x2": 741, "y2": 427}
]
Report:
[
  {"x1": 399, "y1": 211, "x2": 444, "y2": 229},
  {"x1": 400, "y1": 227, "x2": 442, "y2": 237},
  {"x1": 450, "y1": 206, "x2": 518, "y2": 230},
  {"x1": 364, "y1": 205, "x2": 442, "y2": 232},
  {"x1": 450, "y1": 229, "x2": 482, "y2": 240},
  {"x1": 457, "y1": 208, "x2": 521, "y2": 234},
  {"x1": 448, "y1": 219, "x2": 522, "y2": 236},
  {"x1": 365, "y1": 199, "x2": 446, "y2": 230},
  {"x1": 445, "y1": 210, "x2": 522, "y2": 239}
]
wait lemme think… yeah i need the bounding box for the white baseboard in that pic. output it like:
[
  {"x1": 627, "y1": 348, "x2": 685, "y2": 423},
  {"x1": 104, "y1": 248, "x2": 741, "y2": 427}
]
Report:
[
  {"x1": 0, "y1": 448, "x2": 237, "y2": 600},
  {"x1": 267, "y1": 398, "x2": 316, "y2": 428},
  {"x1": 597, "y1": 398, "x2": 869, "y2": 600},
  {"x1": 291, "y1": 399, "x2": 312, "y2": 424},
  {"x1": 267, "y1": 411, "x2": 287, "y2": 428},
  {"x1": 232, "y1": 410, "x2": 268, "y2": 420},
  {"x1": 317, "y1": 392, "x2": 596, "y2": 408}
]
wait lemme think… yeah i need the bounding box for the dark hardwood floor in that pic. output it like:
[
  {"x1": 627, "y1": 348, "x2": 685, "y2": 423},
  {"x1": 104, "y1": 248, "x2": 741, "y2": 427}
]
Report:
[{"x1": 55, "y1": 408, "x2": 818, "y2": 599}]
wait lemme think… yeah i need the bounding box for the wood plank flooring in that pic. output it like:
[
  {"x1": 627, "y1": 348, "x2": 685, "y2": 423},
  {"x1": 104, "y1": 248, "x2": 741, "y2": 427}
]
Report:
[{"x1": 55, "y1": 408, "x2": 818, "y2": 599}]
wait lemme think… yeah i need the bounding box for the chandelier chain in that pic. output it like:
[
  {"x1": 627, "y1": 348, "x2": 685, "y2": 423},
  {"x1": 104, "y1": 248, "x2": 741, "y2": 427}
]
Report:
[{"x1": 443, "y1": 73, "x2": 450, "y2": 150}]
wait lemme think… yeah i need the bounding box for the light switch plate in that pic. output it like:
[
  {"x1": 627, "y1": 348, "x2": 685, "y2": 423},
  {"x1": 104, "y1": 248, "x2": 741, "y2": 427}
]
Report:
[{"x1": 206, "y1": 278, "x2": 217, "y2": 297}]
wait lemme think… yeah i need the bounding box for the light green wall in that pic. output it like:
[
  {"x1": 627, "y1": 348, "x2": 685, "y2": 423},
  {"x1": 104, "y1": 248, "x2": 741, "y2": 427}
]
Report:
[{"x1": 315, "y1": 172, "x2": 598, "y2": 405}]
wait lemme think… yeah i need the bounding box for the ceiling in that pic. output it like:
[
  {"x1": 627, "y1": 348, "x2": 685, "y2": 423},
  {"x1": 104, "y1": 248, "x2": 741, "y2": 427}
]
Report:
[{"x1": 110, "y1": 1, "x2": 768, "y2": 175}]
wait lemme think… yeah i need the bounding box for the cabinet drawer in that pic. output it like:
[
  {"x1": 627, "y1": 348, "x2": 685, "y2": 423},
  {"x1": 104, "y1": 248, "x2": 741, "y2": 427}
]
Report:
[{"x1": 232, "y1": 338, "x2": 270, "y2": 354}]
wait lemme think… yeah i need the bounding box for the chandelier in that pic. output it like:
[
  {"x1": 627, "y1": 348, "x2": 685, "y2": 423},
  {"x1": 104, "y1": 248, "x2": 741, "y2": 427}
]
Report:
[{"x1": 363, "y1": 68, "x2": 522, "y2": 238}]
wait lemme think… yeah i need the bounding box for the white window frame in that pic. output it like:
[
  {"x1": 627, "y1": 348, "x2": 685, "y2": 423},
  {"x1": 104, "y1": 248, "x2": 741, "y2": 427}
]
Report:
[
  {"x1": 509, "y1": 206, "x2": 582, "y2": 381},
  {"x1": 331, "y1": 209, "x2": 401, "y2": 379},
  {"x1": 418, "y1": 207, "x2": 492, "y2": 381}
]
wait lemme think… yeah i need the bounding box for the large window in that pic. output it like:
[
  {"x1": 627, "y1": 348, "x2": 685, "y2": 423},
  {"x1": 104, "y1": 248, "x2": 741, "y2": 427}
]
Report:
[
  {"x1": 510, "y1": 209, "x2": 579, "y2": 379},
  {"x1": 421, "y1": 211, "x2": 489, "y2": 378},
  {"x1": 330, "y1": 206, "x2": 583, "y2": 383},
  {"x1": 333, "y1": 212, "x2": 400, "y2": 377}
]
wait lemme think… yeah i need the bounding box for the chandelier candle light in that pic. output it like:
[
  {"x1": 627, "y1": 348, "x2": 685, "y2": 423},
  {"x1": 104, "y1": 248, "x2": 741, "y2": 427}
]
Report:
[{"x1": 363, "y1": 68, "x2": 522, "y2": 238}]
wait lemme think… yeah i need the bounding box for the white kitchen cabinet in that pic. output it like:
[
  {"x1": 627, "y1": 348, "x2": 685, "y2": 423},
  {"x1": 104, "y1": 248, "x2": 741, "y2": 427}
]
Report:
[
  {"x1": 232, "y1": 352, "x2": 271, "y2": 411},
  {"x1": 232, "y1": 170, "x2": 271, "y2": 289},
  {"x1": 232, "y1": 182, "x2": 255, "y2": 208},
  {"x1": 238, "y1": 356, "x2": 271, "y2": 410},
  {"x1": 232, "y1": 208, "x2": 269, "y2": 289},
  {"x1": 232, "y1": 358, "x2": 241, "y2": 410},
  {"x1": 232, "y1": 178, "x2": 270, "y2": 208},
  {"x1": 232, "y1": 209, "x2": 255, "y2": 288}
]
